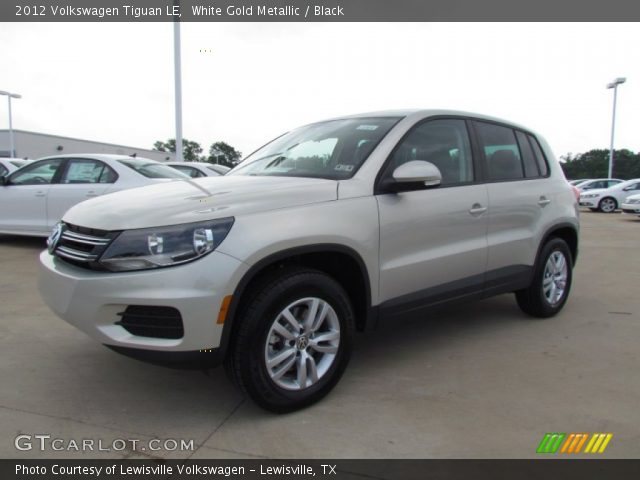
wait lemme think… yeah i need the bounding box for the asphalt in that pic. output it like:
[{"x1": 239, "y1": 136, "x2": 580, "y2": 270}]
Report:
[{"x1": 1, "y1": 211, "x2": 639, "y2": 459}]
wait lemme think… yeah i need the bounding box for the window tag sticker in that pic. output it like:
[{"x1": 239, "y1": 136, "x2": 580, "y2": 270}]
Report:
[
  {"x1": 334, "y1": 164, "x2": 354, "y2": 172},
  {"x1": 356, "y1": 125, "x2": 379, "y2": 131}
]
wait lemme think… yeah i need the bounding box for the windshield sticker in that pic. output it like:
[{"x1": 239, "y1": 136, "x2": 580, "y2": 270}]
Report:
[
  {"x1": 356, "y1": 125, "x2": 379, "y2": 131},
  {"x1": 334, "y1": 164, "x2": 354, "y2": 172}
]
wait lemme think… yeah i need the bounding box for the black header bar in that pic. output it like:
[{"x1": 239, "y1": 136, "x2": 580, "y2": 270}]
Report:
[{"x1": 2, "y1": 0, "x2": 640, "y2": 22}]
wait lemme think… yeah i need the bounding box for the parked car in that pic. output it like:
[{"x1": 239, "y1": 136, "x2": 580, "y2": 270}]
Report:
[
  {"x1": 39, "y1": 110, "x2": 579, "y2": 412},
  {"x1": 0, "y1": 157, "x2": 30, "y2": 176},
  {"x1": 579, "y1": 179, "x2": 640, "y2": 213},
  {"x1": 621, "y1": 193, "x2": 640, "y2": 216},
  {"x1": 576, "y1": 178, "x2": 623, "y2": 192},
  {"x1": 166, "y1": 161, "x2": 229, "y2": 178},
  {"x1": 0, "y1": 154, "x2": 188, "y2": 236}
]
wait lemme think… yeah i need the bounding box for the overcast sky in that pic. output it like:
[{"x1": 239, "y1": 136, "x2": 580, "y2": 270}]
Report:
[{"x1": 1, "y1": 22, "x2": 638, "y2": 158}]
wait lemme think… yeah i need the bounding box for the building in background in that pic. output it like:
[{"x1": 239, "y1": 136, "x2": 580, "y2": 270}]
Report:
[{"x1": 0, "y1": 129, "x2": 175, "y2": 162}]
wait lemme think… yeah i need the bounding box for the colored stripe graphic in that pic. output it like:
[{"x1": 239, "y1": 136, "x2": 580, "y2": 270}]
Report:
[
  {"x1": 584, "y1": 433, "x2": 613, "y2": 453},
  {"x1": 559, "y1": 433, "x2": 589, "y2": 453},
  {"x1": 537, "y1": 433, "x2": 566, "y2": 453}
]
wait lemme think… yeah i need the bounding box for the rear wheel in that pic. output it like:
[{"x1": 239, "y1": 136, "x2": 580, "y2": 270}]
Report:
[
  {"x1": 598, "y1": 197, "x2": 617, "y2": 213},
  {"x1": 516, "y1": 238, "x2": 573, "y2": 318},
  {"x1": 225, "y1": 267, "x2": 354, "y2": 413}
]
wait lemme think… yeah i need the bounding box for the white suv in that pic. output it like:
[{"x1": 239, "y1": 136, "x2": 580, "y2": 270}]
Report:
[{"x1": 39, "y1": 110, "x2": 579, "y2": 412}]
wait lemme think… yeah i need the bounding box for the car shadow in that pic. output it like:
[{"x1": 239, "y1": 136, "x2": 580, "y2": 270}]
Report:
[{"x1": 42, "y1": 295, "x2": 523, "y2": 425}]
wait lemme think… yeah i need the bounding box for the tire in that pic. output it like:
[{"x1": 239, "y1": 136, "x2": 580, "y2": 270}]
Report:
[
  {"x1": 598, "y1": 197, "x2": 617, "y2": 213},
  {"x1": 516, "y1": 237, "x2": 573, "y2": 318},
  {"x1": 224, "y1": 267, "x2": 355, "y2": 413}
]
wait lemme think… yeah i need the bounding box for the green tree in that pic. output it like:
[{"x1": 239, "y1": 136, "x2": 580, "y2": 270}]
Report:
[
  {"x1": 560, "y1": 149, "x2": 640, "y2": 180},
  {"x1": 208, "y1": 142, "x2": 242, "y2": 167},
  {"x1": 153, "y1": 138, "x2": 204, "y2": 162}
]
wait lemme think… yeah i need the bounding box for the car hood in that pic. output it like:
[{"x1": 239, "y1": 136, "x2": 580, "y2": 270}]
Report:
[{"x1": 63, "y1": 176, "x2": 338, "y2": 230}]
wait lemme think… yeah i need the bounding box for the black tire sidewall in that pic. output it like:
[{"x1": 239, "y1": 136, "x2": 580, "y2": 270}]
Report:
[
  {"x1": 239, "y1": 270, "x2": 354, "y2": 411},
  {"x1": 533, "y1": 238, "x2": 573, "y2": 316}
]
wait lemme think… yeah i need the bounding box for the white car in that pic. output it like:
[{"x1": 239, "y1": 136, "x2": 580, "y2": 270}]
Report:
[
  {"x1": 621, "y1": 193, "x2": 640, "y2": 217},
  {"x1": 576, "y1": 178, "x2": 623, "y2": 192},
  {"x1": 579, "y1": 178, "x2": 640, "y2": 213},
  {"x1": 38, "y1": 110, "x2": 579, "y2": 411},
  {"x1": 166, "y1": 162, "x2": 230, "y2": 178},
  {"x1": 0, "y1": 154, "x2": 187, "y2": 237},
  {"x1": 0, "y1": 157, "x2": 30, "y2": 176}
]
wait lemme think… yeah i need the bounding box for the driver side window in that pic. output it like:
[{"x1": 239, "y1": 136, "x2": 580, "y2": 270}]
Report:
[
  {"x1": 10, "y1": 159, "x2": 64, "y2": 185},
  {"x1": 387, "y1": 119, "x2": 474, "y2": 186}
]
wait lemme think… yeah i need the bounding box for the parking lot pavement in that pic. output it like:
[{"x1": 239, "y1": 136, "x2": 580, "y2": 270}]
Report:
[{"x1": 1, "y1": 212, "x2": 639, "y2": 459}]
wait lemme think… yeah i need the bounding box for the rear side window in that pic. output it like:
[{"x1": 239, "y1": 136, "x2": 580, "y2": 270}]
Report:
[
  {"x1": 527, "y1": 134, "x2": 549, "y2": 177},
  {"x1": 515, "y1": 131, "x2": 540, "y2": 178},
  {"x1": 62, "y1": 159, "x2": 118, "y2": 184},
  {"x1": 475, "y1": 122, "x2": 523, "y2": 181}
]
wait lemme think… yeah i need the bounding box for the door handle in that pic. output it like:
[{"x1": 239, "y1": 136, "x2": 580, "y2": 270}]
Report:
[
  {"x1": 538, "y1": 196, "x2": 551, "y2": 207},
  {"x1": 469, "y1": 203, "x2": 487, "y2": 215},
  {"x1": 35, "y1": 191, "x2": 46, "y2": 197},
  {"x1": 86, "y1": 191, "x2": 98, "y2": 197}
]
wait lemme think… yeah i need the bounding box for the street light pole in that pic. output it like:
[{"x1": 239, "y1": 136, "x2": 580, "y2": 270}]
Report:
[
  {"x1": 173, "y1": 0, "x2": 184, "y2": 162},
  {"x1": 606, "y1": 77, "x2": 626, "y2": 179},
  {"x1": 0, "y1": 90, "x2": 22, "y2": 157}
]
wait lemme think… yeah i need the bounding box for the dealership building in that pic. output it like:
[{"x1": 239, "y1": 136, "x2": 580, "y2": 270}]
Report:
[{"x1": 0, "y1": 129, "x2": 175, "y2": 162}]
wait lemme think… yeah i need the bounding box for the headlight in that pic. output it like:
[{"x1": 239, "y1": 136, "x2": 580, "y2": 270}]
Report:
[
  {"x1": 581, "y1": 193, "x2": 599, "y2": 199},
  {"x1": 99, "y1": 218, "x2": 234, "y2": 272}
]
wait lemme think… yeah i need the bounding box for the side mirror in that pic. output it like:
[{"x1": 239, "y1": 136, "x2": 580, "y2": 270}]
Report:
[{"x1": 381, "y1": 160, "x2": 442, "y2": 193}]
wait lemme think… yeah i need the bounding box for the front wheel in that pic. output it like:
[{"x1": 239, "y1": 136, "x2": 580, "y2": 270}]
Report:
[
  {"x1": 225, "y1": 268, "x2": 354, "y2": 413},
  {"x1": 516, "y1": 238, "x2": 573, "y2": 318},
  {"x1": 598, "y1": 197, "x2": 617, "y2": 213}
]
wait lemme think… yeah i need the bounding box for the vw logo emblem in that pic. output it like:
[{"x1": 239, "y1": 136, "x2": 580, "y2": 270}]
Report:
[
  {"x1": 47, "y1": 223, "x2": 63, "y2": 254},
  {"x1": 296, "y1": 335, "x2": 309, "y2": 351}
]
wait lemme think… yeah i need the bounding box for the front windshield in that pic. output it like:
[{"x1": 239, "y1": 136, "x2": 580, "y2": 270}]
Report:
[
  {"x1": 229, "y1": 117, "x2": 401, "y2": 180},
  {"x1": 118, "y1": 159, "x2": 188, "y2": 179}
]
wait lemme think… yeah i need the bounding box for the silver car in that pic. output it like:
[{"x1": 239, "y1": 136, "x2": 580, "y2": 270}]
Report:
[{"x1": 39, "y1": 110, "x2": 579, "y2": 412}]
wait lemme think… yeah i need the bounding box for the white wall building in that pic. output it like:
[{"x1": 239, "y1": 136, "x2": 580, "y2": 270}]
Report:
[{"x1": 0, "y1": 129, "x2": 175, "y2": 162}]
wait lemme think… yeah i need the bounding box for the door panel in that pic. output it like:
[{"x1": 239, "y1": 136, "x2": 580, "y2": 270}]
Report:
[
  {"x1": 485, "y1": 179, "x2": 551, "y2": 271},
  {"x1": 376, "y1": 118, "x2": 489, "y2": 307},
  {"x1": 378, "y1": 185, "x2": 489, "y2": 304},
  {"x1": 475, "y1": 122, "x2": 553, "y2": 273},
  {"x1": 0, "y1": 185, "x2": 50, "y2": 232},
  {"x1": 0, "y1": 158, "x2": 64, "y2": 233}
]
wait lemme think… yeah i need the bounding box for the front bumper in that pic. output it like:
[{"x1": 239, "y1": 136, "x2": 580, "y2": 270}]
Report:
[
  {"x1": 38, "y1": 250, "x2": 248, "y2": 355},
  {"x1": 621, "y1": 203, "x2": 640, "y2": 215}
]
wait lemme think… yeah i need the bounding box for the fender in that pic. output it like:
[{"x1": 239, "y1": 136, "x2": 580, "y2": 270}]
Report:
[{"x1": 218, "y1": 244, "x2": 374, "y2": 358}]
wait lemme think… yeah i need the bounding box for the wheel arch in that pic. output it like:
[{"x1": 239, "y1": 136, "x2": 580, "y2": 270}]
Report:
[
  {"x1": 219, "y1": 244, "x2": 374, "y2": 358},
  {"x1": 537, "y1": 222, "x2": 579, "y2": 267}
]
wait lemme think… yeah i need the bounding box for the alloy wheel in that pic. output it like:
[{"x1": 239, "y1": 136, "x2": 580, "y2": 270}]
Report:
[
  {"x1": 264, "y1": 297, "x2": 340, "y2": 391},
  {"x1": 542, "y1": 251, "x2": 568, "y2": 306}
]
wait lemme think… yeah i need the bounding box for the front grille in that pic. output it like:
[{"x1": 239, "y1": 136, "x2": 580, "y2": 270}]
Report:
[
  {"x1": 116, "y1": 306, "x2": 184, "y2": 339},
  {"x1": 51, "y1": 223, "x2": 120, "y2": 270}
]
